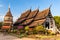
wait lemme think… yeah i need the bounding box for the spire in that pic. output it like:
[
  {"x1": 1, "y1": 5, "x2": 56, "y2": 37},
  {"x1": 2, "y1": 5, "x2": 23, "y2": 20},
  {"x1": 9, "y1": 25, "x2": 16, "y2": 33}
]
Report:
[
  {"x1": 35, "y1": 5, "x2": 39, "y2": 11},
  {"x1": 49, "y1": 3, "x2": 52, "y2": 9},
  {"x1": 8, "y1": 3, "x2": 10, "y2": 12},
  {"x1": 8, "y1": 3, "x2": 10, "y2": 8},
  {"x1": 35, "y1": 6, "x2": 39, "y2": 12},
  {"x1": 29, "y1": 6, "x2": 32, "y2": 10},
  {"x1": 5, "y1": 4, "x2": 13, "y2": 17}
]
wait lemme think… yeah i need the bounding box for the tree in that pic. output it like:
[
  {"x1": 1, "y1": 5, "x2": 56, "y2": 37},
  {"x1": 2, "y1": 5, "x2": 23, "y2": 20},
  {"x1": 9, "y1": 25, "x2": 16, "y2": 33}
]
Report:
[
  {"x1": 0, "y1": 22, "x2": 3, "y2": 29},
  {"x1": 54, "y1": 16, "x2": 60, "y2": 29},
  {"x1": 25, "y1": 26, "x2": 29, "y2": 31},
  {"x1": 25, "y1": 26, "x2": 29, "y2": 34}
]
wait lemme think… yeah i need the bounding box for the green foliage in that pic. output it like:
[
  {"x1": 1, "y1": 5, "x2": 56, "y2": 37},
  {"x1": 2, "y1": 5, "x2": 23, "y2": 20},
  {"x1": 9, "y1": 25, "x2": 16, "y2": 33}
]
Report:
[
  {"x1": 13, "y1": 29, "x2": 17, "y2": 33},
  {"x1": 19, "y1": 29, "x2": 24, "y2": 33},
  {"x1": 35, "y1": 25, "x2": 45, "y2": 32},
  {"x1": 47, "y1": 30, "x2": 56, "y2": 35},
  {"x1": 0, "y1": 22, "x2": 3, "y2": 29},
  {"x1": 35, "y1": 25, "x2": 46, "y2": 34},
  {"x1": 54, "y1": 16, "x2": 60, "y2": 29},
  {"x1": 33, "y1": 29, "x2": 37, "y2": 34},
  {"x1": 19, "y1": 34, "x2": 25, "y2": 38},
  {"x1": 25, "y1": 26, "x2": 29, "y2": 34},
  {"x1": 25, "y1": 26, "x2": 29, "y2": 31}
]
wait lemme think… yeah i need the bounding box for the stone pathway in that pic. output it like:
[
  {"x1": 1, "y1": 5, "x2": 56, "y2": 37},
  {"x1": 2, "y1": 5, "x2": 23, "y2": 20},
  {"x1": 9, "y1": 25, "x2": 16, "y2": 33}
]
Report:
[
  {"x1": 0, "y1": 32, "x2": 60, "y2": 40},
  {"x1": 0, "y1": 32, "x2": 35, "y2": 40}
]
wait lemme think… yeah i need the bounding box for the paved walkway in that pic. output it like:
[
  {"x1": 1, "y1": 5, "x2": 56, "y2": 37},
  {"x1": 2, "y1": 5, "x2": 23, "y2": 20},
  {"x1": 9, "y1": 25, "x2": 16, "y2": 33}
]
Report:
[
  {"x1": 0, "y1": 33, "x2": 35, "y2": 40},
  {"x1": 0, "y1": 32, "x2": 60, "y2": 40}
]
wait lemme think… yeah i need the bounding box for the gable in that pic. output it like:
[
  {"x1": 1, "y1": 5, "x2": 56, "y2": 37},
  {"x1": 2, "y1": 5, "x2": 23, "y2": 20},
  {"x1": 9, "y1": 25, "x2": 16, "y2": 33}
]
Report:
[
  {"x1": 27, "y1": 9, "x2": 39, "y2": 19},
  {"x1": 20, "y1": 9, "x2": 31, "y2": 19},
  {"x1": 34, "y1": 8, "x2": 50, "y2": 20}
]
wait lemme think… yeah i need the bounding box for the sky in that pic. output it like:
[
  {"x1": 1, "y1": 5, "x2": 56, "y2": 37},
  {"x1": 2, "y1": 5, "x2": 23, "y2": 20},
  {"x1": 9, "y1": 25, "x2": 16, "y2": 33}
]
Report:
[{"x1": 0, "y1": 0, "x2": 60, "y2": 22}]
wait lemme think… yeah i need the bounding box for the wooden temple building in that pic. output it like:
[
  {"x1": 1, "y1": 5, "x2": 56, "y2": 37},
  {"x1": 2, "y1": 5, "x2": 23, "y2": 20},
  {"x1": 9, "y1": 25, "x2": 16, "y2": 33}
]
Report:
[
  {"x1": 14, "y1": 7, "x2": 57, "y2": 32},
  {"x1": 1, "y1": 5, "x2": 57, "y2": 33},
  {"x1": 2, "y1": 6, "x2": 13, "y2": 30}
]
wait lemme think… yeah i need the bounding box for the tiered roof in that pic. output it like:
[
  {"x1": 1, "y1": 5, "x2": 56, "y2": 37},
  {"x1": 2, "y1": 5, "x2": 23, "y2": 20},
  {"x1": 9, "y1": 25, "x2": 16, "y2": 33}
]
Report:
[
  {"x1": 20, "y1": 9, "x2": 31, "y2": 19},
  {"x1": 20, "y1": 9, "x2": 39, "y2": 25},
  {"x1": 17, "y1": 9, "x2": 31, "y2": 21},
  {"x1": 21, "y1": 18, "x2": 33, "y2": 25},
  {"x1": 27, "y1": 9, "x2": 39, "y2": 19},
  {"x1": 29, "y1": 19, "x2": 46, "y2": 27},
  {"x1": 34, "y1": 8, "x2": 50, "y2": 20},
  {"x1": 14, "y1": 8, "x2": 52, "y2": 27}
]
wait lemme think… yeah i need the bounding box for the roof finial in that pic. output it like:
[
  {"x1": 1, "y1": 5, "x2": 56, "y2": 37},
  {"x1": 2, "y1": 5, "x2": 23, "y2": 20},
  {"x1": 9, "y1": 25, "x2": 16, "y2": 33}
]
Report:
[
  {"x1": 8, "y1": 3, "x2": 10, "y2": 8},
  {"x1": 37, "y1": 5, "x2": 39, "y2": 10},
  {"x1": 49, "y1": 3, "x2": 52, "y2": 9},
  {"x1": 8, "y1": 3, "x2": 10, "y2": 12},
  {"x1": 30, "y1": 6, "x2": 32, "y2": 9}
]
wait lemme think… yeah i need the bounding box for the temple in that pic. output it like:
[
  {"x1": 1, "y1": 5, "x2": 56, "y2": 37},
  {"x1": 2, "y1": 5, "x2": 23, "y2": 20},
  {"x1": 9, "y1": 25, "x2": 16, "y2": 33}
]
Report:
[
  {"x1": 14, "y1": 7, "x2": 57, "y2": 32},
  {"x1": 2, "y1": 6, "x2": 13, "y2": 30},
  {"x1": 1, "y1": 5, "x2": 57, "y2": 32}
]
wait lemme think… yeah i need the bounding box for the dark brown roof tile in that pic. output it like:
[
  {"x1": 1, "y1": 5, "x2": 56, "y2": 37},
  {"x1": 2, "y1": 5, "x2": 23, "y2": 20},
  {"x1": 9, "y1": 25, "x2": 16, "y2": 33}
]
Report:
[
  {"x1": 34, "y1": 8, "x2": 49, "y2": 20},
  {"x1": 20, "y1": 9, "x2": 31, "y2": 19},
  {"x1": 29, "y1": 19, "x2": 46, "y2": 27},
  {"x1": 21, "y1": 18, "x2": 33, "y2": 25},
  {"x1": 27, "y1": 9, "x2": 39, "y2": 19}
]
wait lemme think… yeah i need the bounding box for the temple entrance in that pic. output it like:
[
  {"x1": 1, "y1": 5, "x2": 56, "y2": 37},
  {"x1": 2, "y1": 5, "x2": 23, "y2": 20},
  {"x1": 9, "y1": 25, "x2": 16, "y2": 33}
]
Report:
[{"x1": 45, "y1": 22, "x2": 49, "y2": 29}]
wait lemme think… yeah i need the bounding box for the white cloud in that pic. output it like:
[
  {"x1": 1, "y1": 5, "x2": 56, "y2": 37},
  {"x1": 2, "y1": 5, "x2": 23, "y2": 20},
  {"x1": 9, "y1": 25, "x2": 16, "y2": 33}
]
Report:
[
  {"x1": 0, "y1": 15, "x2": 4, "y2": 21},
  {"x1": 13, "y1": 17, "x2": 18, "y2": 22},
  {"x1": 0, "y1": 4, "x2": 3, "y2": 8}
]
